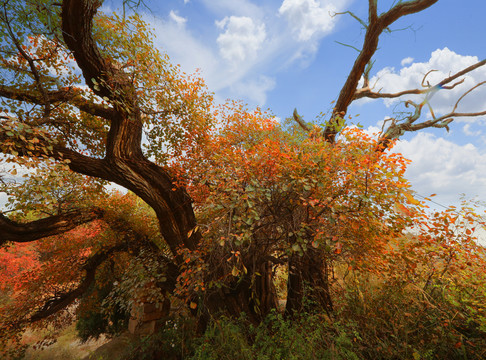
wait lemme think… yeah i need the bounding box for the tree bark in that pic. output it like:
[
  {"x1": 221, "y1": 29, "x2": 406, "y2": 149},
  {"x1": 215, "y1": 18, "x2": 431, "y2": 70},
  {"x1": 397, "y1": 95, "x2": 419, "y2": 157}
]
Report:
[
  {"x1": 59, "y1": 0, "x2": 202, "y2": 259},
  {"x1": 202, "y1": 259, "x2": 278, "y2": 327},
  {"x1": 0, "y1": 0, "x2": 448, "y2": 333},
  {"x1": 323, "y1": 0, "x2": 439, "y2": 143},
  {"x1": 0, "y1": 208, "x2": 103, "y2": 246},
  {"x1": 285, "y1": 249, "x2": 333, "y2": 317}
]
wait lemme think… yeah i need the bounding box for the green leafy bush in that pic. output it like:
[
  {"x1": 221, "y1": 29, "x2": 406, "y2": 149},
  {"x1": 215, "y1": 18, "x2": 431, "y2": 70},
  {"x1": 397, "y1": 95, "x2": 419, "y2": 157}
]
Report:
[{"x1": 191, "y1": 311, "x2": 359, "y2": 360}]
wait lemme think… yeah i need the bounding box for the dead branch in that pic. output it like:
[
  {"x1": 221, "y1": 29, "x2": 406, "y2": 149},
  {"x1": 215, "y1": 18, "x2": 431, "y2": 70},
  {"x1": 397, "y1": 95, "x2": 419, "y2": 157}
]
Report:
[
  {"x1": 377, "y1": 81, "x2": 486, "y2": 149},
  {"x1": 322, "y1": 0, "x2": 440, "y2": 143},
  {"x1": 292, "y1": 108, "x2": 312, "y2": 132},
  {"x1": 355, "y1": 59, "x2": 485, "y2": 101},
  {"x1": 452, "y1": 80, "x2": 486, "y2": 113}
]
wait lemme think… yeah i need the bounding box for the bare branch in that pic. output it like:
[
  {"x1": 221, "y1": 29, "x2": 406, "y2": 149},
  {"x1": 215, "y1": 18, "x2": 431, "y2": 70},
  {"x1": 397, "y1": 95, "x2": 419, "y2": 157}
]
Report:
[
  {"x1": 292, "y1": 108, "x2": 311, "y2": 132},
  {"x1": 437, "y1": 59, "x2": 486, "y2": 88},
  {"x1": 421, "y1": 69, "x2": 438, "y2": 88},
  {"x1": 333, "y1": 11, "x2": 368, "y2": 29},
  {"x1": 452, "y1": 81, "x2": 486, "y2": 113},
  {"x1": 322, "y1": 0, "x2": 439, "y2": 143},
  {"x1": 334, "y1": 41, "x2": 361, "y2": 53},
  {"x1": 378, "y1": 99, "x2": 486, "y2": 151},
  {"x1": 375, "y1": 62, "x2": 486, "y2": 144},
  {"x1": 354, "y1": 58, "x2": 484, "y2": 102},
  {"x1": 379, "y1": 0, "x2": 440, "y2": 30},
  {"x1": 356, "y1": 87, "x2": 426, "y2": 100},
  {"x1": 428, "y1": 110, "x2": 486, "y2": 124},
  {"x1": 368, "y1": 0, "x2": 378, "y2": 24}
]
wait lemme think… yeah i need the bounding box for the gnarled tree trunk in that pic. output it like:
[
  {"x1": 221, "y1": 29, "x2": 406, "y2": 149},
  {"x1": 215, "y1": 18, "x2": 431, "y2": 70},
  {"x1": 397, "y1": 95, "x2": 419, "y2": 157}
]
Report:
[{"x1": 285, "y1": 249, "x2": 333, "y2": 317}]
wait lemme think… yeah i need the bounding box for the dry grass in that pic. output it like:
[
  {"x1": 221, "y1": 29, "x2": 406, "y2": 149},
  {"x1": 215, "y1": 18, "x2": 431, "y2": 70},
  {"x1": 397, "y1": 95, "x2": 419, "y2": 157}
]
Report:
[{"x1": 22, "y1": 323, "x2": 108, "y2": 360}]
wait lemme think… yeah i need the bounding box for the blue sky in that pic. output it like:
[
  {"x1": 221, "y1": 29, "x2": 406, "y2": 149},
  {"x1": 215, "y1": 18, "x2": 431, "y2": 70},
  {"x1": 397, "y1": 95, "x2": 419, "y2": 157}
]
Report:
[{"x1": 101, "y1": 0, "x2": 486, "y2": 209}]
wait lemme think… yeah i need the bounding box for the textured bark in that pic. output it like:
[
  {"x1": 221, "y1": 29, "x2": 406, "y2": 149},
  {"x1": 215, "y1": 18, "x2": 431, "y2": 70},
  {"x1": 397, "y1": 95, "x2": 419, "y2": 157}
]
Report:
[
  {"x1": 0, "y1": 0, "x2": 451, "y2": 331},
  {"x1": 0, "y1": 1, "x2": 201, "y2": 330},
  {"x1": 0, "y1": 208, "x2": 103, "y2": 246},
  {"x1": 202, "y1": 260, "x2": 278, "y2": 328},
  {"x1": 0, "y1": 0, "x2": 202, "y2": 330},
  {"x1": 58, "y1": 0, "x2": 201, "y2": 256},
  {"x1": 285, "y1": 249, "x2": 333, "y2": 317}
]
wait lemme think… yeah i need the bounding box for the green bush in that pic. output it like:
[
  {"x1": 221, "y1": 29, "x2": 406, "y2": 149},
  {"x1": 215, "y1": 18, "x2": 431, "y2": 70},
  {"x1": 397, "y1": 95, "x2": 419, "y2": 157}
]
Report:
[
  {"x1": 75, "y1": 281, "x2": 130, "y2": 342},
  {"x1": 191, "y1": 311, "x2": 359, "y2": 360},
  {"x1": 120, "y1": 317, "x2": 196, "y2": 360}
]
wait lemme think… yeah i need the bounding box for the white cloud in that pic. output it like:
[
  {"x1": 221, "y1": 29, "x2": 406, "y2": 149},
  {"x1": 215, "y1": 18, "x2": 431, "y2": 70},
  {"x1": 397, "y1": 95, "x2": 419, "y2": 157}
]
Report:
[
  {"x1": 463, "y1": 123, "x2": 482, "y2": 137},
  {"x1": 144, "y1": 0, "x2": 350, "y2": 107},
  {"x1": 216, "y1": 16, "x2": 266, "y2": 64},
  {"x1": 371, "y1": 48, "x2": 486, "y2": 120},
  {"x1": 278, "y1": 0, "x2": 345, "y2": 41},
  {"x1": 151, "y1": 14, "x2": 218, "y2": 80},
  {"x1": 230, "y1": 75, "x2": 276, "y2": 106},
  {"x1": 169, "y1": 10, "x2": 187, "y2": 27},
  {"x1": 150, "y1": 13, "x2": 273, "y2": 105},
  {"x1": 393, "y1": 132, "x2": 486, "y2": 206},
  {"x1": 401, "y1": 57, "x2": 414, "y2": 66}
]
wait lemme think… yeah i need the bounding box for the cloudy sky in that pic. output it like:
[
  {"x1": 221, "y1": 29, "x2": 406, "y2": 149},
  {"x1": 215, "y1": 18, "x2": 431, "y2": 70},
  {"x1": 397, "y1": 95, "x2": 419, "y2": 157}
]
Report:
[{"x1": 102, "y1": 0, "x2": 485, "y2": 209}]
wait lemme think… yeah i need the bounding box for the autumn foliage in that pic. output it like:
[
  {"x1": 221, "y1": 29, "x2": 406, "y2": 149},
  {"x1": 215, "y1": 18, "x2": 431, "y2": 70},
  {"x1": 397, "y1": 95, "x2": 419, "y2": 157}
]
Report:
[
  {"x1": 3, "y1": 105, "x2": 486, "y2": 358},
  {"x1": 1, "y1": 1, "x2": 486, "y2": 359}
]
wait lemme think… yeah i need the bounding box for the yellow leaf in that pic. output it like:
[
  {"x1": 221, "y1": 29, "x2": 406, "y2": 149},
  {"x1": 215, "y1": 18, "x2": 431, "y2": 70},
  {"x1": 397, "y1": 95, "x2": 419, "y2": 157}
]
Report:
[
  {"x1": 187, "y1": 225, "x2": 199, "y2": 238},
  {"x1": 190, "y1": 302, "x2": 197, "y2": 309},
  {"x1": 403, "y1": 191, "x2": 420, "y2": 205}
]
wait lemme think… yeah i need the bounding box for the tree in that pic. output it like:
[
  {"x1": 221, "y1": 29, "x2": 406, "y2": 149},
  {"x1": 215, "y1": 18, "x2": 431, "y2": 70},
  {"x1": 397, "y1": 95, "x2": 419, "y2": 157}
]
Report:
[
  {"x1": 176, "y1": 106, "x2": 416, "y2": 320},
  {"x1": 1, "y1": 0, "x2": 486, "y2": 355}
]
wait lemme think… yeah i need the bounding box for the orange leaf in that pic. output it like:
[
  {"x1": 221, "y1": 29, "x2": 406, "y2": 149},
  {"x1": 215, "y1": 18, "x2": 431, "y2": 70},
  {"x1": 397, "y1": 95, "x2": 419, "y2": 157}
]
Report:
[
  {"x1": 403, "y1": 191, "x2": 420, "y2": 205},
  {"x1": 394, "y1": 202, "x2": 412, "y2": 217},
  {"x1": 334, "y1": 242, "x2": 342, "y2": 254}
]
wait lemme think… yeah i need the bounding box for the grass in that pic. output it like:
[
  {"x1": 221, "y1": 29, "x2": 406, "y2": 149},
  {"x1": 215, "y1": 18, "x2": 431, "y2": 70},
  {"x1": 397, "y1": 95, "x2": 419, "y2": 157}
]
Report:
[{"x1": 22, "y1": 323, "x2": 108, "y2": 360}]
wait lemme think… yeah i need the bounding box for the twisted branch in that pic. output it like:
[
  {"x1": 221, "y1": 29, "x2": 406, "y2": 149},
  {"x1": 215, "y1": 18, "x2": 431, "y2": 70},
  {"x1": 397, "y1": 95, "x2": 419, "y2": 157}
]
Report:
[{"x1": 0, "y1": 208, "x2": 104, "y2": 246}]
